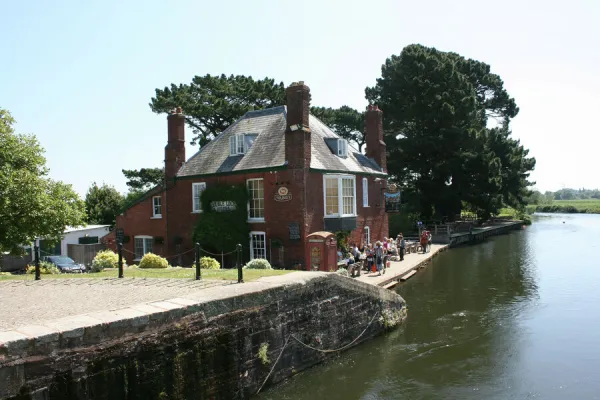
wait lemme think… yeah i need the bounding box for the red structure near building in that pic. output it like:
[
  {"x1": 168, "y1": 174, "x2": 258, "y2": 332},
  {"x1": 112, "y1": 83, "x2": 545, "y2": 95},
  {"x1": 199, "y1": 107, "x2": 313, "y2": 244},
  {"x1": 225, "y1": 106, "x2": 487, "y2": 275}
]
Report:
[{"x1": 113, "y1": 81, "x2": 389, "y2": 268}]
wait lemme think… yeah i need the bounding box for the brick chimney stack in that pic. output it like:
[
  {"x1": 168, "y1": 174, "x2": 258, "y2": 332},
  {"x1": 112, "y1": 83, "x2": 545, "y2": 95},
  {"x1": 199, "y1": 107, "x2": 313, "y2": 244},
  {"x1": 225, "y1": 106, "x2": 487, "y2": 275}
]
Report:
[
  {"x1": 165, "y1": 107, "x2": 186, "y2": 184},
  {"x1": 365, "y1": 104, "x2": 387, "y2": 172},
  {"x1": 285, "y1": 81, "x2": 311, "y2": 169}
]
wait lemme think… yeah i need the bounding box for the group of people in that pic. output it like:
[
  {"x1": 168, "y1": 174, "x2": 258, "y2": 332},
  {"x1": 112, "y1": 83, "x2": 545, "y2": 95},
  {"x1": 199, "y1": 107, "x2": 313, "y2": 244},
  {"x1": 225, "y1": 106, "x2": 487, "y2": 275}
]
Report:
[{"x1": 339, "y1": 229, "x2": 434, "y2": 276}]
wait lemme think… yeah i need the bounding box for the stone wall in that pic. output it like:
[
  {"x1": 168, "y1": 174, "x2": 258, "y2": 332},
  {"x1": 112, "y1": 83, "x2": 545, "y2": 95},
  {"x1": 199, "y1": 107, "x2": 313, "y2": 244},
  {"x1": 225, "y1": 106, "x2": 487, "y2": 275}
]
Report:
[{"x1": 0, "y1": 272, "x2": 406, "y2": 400}]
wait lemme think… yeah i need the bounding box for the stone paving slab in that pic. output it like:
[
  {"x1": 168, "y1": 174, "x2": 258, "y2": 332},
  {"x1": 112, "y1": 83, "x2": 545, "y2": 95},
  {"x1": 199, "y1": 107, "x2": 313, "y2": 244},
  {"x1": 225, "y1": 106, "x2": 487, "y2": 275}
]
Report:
[
  {"x1": 0, "y1": 278, "x2": 231, "y2": 330},
  {"x1": 356, "y1": 244, "x2": 448, "y2": 287}
]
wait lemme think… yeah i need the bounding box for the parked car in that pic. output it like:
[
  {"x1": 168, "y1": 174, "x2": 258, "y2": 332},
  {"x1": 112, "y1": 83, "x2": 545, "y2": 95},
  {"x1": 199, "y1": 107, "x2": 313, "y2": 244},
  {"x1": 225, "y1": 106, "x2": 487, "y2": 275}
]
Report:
[{"x1": 43, "y1": 256, "x2": 86, "y2": 273}]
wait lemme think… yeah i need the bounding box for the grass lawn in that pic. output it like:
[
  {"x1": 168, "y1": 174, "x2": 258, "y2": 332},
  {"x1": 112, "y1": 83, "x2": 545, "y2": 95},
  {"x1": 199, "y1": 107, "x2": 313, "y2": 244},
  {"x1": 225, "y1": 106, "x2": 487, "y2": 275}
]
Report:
[
  {"x1": 535, "y1": 199, "x2": 600, "y2": 214},
  {"x1": 0, "y1": 267, "x2": 294, "y2": 281}
]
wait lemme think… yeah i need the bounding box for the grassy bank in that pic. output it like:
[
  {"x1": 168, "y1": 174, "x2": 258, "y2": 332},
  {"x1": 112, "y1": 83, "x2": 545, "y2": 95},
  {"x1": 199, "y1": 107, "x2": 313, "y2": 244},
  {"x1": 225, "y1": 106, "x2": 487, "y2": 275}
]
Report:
[
  {"x1": 0, "y1": 267, "x2": 293, "y2": 281},
  {"x1": 498, "y1": 207, "x2": 533, "y2": 225},
  {"x1": 534, "y1": 199, "x2": 600, "y2": 214}
]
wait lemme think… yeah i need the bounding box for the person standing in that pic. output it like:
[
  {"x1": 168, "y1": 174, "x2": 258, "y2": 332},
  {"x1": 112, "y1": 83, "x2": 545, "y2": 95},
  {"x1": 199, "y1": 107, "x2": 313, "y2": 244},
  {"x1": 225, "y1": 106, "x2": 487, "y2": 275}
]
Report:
[
  {"x1": 374, "y1": 241, "x2": 385, "y2": 276},
  {"x1": 420, "y1": 229, "x2": 429, "y2": 253},
  {"x1": 398, "y1": 234, "x2": 406, "y2": 261}
]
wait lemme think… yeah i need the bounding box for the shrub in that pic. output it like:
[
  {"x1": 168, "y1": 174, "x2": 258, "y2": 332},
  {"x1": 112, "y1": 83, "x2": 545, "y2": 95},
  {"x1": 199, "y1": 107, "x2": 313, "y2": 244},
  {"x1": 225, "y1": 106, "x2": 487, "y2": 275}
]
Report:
[
  {"x1": 138, "y1": 253, "x2": 169, "y2": 269},
  {"x1": 243, "y1": 259, "x2": 272, "y2": 270},
  {"x1": 26, "y1": 261, "x2": 60, "y2": 275},
  {"x1": 91, "y1": 250, "x2": 122, "y2": 272},
  {"x1": 200, "y1": 256, "x2": 220, "y2": 270},
  {"x1": 336, "y1": 267, "x2": 349, "y2": 277},
  {"x1": 257, "y1": 343, "x2": 270, "y2": 365}
]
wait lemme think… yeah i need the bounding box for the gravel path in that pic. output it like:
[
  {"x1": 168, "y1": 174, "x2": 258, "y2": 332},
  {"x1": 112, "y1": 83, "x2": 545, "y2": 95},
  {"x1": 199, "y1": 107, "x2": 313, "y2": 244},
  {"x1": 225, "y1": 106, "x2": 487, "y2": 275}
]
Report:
[{"x1": 0, "y1": 278, "x2": 231, "y2": 330}]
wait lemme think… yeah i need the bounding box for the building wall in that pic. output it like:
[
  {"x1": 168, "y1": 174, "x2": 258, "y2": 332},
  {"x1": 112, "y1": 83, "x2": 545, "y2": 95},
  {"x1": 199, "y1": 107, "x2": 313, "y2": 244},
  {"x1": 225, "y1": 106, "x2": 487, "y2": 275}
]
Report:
[
  {"x1": 306, "y1": 172, "x2": 389, "y2": 249},
  {"x1": 166, "y1": 169, "x2": 307, "y2": 268},
  {"x1": 60, "y1": 227, "x2": 111, "y2": 256},
  {"x1": 116, "y1": 170, "x2": 389, "y2": 268},
  {"x1": 115, "y1": 191, "x2": 167, "y2": 265}
]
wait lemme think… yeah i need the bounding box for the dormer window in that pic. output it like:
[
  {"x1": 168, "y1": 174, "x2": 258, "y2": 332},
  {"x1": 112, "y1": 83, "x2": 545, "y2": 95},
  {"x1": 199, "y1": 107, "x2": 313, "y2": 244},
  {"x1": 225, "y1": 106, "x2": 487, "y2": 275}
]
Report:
[
  {"x1": 337, "y1": 139, "x2": 348, "y2": 157},
  {"x1": 324, "y1": 138, "x2": 349, "y2": 158},
  {"x1": 229, "y1": 134, "x2": 258, "y2": 156},
  {"x1": 229, "y1": 134, "x2": 245, "y2": 155}
]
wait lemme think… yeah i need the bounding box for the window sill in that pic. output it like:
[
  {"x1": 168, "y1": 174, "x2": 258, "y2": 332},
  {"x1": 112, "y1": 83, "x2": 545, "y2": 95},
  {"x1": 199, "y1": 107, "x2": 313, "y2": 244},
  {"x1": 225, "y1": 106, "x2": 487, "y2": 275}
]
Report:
[
  {"x1": 191, "y1": 211, "x2": 203, "y2": 214},
  {"x1": 363, "y1": 206, "x2": 369, "y2": 208},
  {"x1": 324, "y1": 214, "x2": 356, "y2": 218},
  {"x1": 151, "y1": 216, "x2": 162, "y2": 219},
  {"x1": 248, "y1": 219, "x2": 266, "y2": 223}
]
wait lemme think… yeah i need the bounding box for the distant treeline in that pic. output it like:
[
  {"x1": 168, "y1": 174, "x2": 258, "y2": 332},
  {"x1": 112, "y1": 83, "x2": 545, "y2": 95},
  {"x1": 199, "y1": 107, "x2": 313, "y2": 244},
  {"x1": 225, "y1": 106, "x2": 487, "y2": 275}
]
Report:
[
  {"x1": 525, "y1": 188, "x2": 600, "y2": 214},
  {"x1": 527, "y1": 188, "x2": 600, "y2": 204}
]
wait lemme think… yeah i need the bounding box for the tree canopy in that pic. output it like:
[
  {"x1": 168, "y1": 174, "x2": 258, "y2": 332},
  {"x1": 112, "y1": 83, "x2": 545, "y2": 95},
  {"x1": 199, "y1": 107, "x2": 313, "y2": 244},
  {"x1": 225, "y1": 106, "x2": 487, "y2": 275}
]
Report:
[
  {"x1": 149, "y1": 73, "x2": 366, "y2": 149},
  {"x1": 366, "y1": 44, "x2": 535, "y2": 220},
  {"x1": 0, "y1": 108, "x2": 86, "y2": 253},
  {"x1": 122, "y1": 167, "x2": 163, "y2": 192},
  {"x1": 150, "y1": 74, "x2": 286, "y2": 146},
  {"x1": 85, "y1": 182, "x2": 123, "y2": 226},
  {"x1": 311, "y1": 106, "x2": 366, "y2": 151}
]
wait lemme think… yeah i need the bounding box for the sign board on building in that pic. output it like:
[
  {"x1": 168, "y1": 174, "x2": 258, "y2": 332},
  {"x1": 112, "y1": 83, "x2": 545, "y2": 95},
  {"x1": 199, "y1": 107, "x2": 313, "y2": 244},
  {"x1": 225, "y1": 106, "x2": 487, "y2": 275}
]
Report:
[
  {"x1": 384, "y1": 184, "x2": 401, "y2": 213},
  {"x1": 210, "y1": 201, "x2": 237, "y2": 212},
  {"x1": 288, "y1": 223, "x2": 300, "y2": 240},
  {"x1": 274, "y1": 186, "x2": 292, "y2": 202}
]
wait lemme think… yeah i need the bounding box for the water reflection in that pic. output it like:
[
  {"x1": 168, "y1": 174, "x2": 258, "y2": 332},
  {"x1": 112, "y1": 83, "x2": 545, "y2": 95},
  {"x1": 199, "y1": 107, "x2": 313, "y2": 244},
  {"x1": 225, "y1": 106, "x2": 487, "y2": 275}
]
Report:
[{"x1": 260, "y1": 215, "x2": 600, "y2": 400}]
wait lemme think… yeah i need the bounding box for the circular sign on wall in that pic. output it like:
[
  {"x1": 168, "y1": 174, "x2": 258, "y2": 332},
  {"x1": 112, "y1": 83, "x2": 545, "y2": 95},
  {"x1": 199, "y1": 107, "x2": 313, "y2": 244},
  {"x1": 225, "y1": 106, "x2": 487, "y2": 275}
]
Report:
[{"x1": 274, "y1": 186, "x2": 292, "y2": 202}]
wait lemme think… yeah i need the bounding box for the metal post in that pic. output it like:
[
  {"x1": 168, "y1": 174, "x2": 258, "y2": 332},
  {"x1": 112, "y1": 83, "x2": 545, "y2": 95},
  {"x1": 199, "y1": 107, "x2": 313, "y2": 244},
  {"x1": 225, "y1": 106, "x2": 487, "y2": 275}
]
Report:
[
  {"x1": 237, "y1": 243, "x2": 243, "y2": 283},
  {"x1": 117, "y1": 242, "x2": 124, "y2": 278},
  {"x1": 195, "y1": 242, "x2": 201, "y2": 280},
  {"x1": 34, "y1": 242, "x2": 40, "y2": 281}
]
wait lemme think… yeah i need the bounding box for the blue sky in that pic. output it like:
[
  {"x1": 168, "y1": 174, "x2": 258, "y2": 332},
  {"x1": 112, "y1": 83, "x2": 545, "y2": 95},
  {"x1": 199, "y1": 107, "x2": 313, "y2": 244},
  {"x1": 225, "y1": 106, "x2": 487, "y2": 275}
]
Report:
[{"x1": 2, "y1": 0, "x2": 599, "y2": 196}]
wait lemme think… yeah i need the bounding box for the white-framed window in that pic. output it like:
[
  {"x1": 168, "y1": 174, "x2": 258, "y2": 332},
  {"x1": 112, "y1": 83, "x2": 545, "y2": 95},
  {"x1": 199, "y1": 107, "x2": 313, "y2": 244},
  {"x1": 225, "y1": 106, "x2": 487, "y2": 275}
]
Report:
[
  {"x1": 337, "y1": 139, "x2": 348, "y2": 157},
  {"x1": 362, "y1": 177, "x2": 369, "y2": 207},
  {"x1": 323, "y1": 175, "x2": 356, "y2": 217},
  {"x1": 134, "y1": 236, "x2": 153, "y2": 260},
  {"x1": 152, "y1": 196, "x2": 162, "y2": 218},
  {"x1": 250, "y1": 231, "x2": 266, "y2": 260},
  {"x1": 192, "y1": 182, "x2": 206, "y2": 213},
  {"x1": 364, "y1": 227, "x2": 371, "y2": 246},
  {"x1": 229, "y1": 134, "x2": 245, "y2": 156},
  {"x1": 247, "y1": 178, "x2": 265, "y2": 222}
]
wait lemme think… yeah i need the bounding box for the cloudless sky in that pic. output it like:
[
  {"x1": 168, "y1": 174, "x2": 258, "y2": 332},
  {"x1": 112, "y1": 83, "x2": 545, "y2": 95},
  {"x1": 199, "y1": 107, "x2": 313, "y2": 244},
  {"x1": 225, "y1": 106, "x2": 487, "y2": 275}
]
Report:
[{"x1": 2, "y1": 0, "x2": 599, "y2": 196}]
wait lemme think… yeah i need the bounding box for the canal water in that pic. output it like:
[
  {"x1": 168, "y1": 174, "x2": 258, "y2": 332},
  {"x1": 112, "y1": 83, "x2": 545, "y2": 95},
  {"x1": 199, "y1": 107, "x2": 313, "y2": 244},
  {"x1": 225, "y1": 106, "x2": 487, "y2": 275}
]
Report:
[{"x1": 261, "y1": 214, "x2": 600, "y2": 399}]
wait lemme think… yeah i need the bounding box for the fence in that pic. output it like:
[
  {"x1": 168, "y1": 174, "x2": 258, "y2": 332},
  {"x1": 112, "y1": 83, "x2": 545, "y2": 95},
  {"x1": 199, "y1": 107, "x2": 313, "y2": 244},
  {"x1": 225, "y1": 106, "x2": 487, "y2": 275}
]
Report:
[
  {"x1": 67, "y1": 243, "x2": 106, "y2": 267},
  {"x1": 0, "y1": 255, "x2": 29, "y2": 272}
]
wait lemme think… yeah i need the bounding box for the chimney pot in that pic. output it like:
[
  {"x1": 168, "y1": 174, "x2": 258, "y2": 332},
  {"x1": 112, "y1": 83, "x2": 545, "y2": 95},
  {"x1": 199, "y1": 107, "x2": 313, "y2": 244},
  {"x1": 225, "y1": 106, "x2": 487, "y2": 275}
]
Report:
[{"x1": 176, "y1": 106, "x2": 182, "y2": 114}]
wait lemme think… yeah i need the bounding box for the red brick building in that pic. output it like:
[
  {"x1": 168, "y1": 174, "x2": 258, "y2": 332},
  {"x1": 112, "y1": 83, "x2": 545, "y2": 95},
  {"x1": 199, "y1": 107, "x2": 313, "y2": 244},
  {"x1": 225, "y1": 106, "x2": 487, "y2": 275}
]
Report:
[{"x1": 115, "y1": 81, "x2": 389, "y2": 268}]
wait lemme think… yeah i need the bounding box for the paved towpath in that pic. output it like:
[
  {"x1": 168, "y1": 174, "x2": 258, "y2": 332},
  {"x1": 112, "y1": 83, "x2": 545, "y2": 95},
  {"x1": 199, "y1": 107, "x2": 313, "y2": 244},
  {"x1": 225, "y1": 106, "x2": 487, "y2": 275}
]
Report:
[
  {"x1": 355, "y1": 244, "x2": 448, "y2": 287},
  {"x1": 0, "y1": 278, "x2": 231, "y2": 330}
]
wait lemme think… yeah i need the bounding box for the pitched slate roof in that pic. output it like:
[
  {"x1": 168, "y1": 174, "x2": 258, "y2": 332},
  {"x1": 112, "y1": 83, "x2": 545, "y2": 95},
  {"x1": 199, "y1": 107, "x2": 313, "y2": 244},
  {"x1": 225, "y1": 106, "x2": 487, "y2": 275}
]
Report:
[{"x1": 176, "y1": 106, "x2": 386, "y2": 177}]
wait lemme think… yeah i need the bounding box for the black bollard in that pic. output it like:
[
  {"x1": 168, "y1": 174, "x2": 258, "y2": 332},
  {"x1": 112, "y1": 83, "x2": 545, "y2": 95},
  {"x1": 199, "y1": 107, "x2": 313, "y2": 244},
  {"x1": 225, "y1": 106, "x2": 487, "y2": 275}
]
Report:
[
  {"x1": 118, "y1": 242, "x2": 124, "y2": 278},
  {"x1": 195, "y1": 242, "x2": 201, "y2": 280},
  {"x1": 237, "y1": 243, "x2": 244, "y2": 283},
  {"x1": 34, "y1": 244, "x2": 40, "y2": 281}
]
